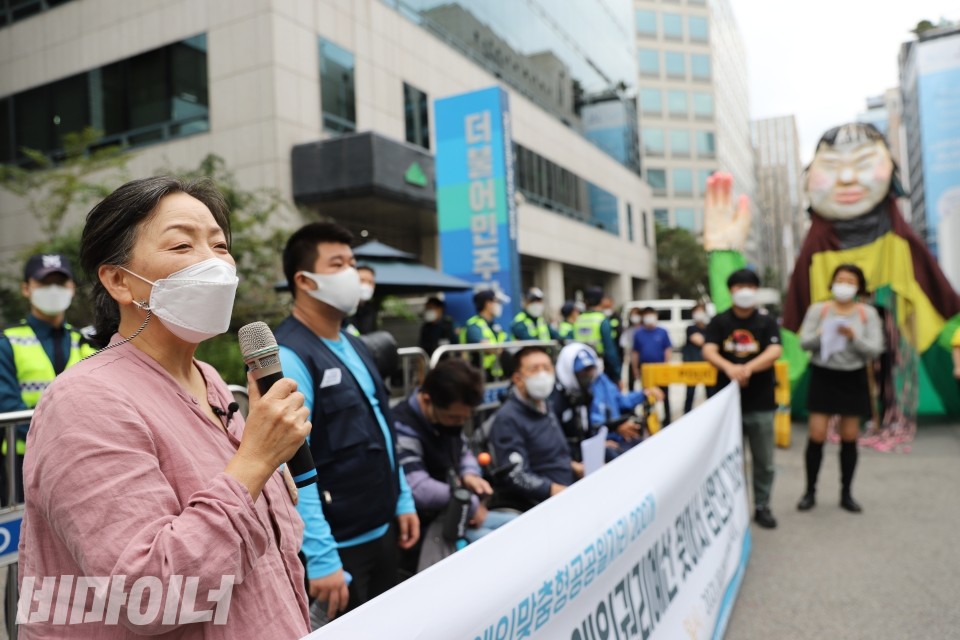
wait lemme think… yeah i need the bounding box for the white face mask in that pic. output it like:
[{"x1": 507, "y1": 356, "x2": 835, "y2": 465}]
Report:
[
  {"x1": 642, "y1": 315, "x2": 657, "y2": 327},
  {"x1": 424, "y1": 309, "x2": 439, "y2": 323},
  {"x1": 693, "y1": 311, "x2": 709, "y2": 324},
  {"x1": 124, "y1": 258, "x2": 238, "y2": 343},
  {"x1": 602, "y1": 308, "x2": 614, "y2": 318},
  {"x1": 832, "y1": 282, "x2": 859, "y2": 302},
  {"x1": 31, "y1": 284, "x2": 74, "y2": 315},
  {"x1": 629, "y1": 314, "x2": 642, "y2": 325},
  {"x1": 491, "y1": 302, "x2": 503, "y2": 318},
  {"x1": 523, "y1": 371, "x2": 556, "y2": 401},
  {"x1": 358, "y1": 283, "x2": 375, "y2": 302},
  {"x1": 527, "y1": 302, "x2": 544, "y2": 318},
  {"x1": 300, "y1": 267, "x2": 362, "y2": 316},
  {"x1": 731, "y1": 288, "x2": 757, "y2": 310}
]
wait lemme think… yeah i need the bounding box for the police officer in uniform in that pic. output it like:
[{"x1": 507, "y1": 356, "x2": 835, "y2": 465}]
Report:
[
  {"x1": 511, "y1": 287, "x2": 559, "y2": 342},
  {"x1": 461, "y1": 289, "x2": 509, "y2": 380},
  {"x1": 558, "y1": 301, "x2": 579, "y2": 344},
  {"x1": 574, "y1": 286, "x2": 622, "y2": 387},
  {"x1": 0, "y1": 253, "x2": 96, "y2": 503}
]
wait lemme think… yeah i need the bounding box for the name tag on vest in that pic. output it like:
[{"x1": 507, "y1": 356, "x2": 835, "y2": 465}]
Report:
[{"x1": 320, "y1": 368, "x2": 342, "y2": 388}]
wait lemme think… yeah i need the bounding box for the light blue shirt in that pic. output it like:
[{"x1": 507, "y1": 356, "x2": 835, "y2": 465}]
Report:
[{"x1": 279, "y1": 333, "x2": 415, "y2": 581}]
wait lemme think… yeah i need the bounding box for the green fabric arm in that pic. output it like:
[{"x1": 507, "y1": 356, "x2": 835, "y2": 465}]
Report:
[{"x1": 708, "y1": 250, "x2": 747, "y2": 314}]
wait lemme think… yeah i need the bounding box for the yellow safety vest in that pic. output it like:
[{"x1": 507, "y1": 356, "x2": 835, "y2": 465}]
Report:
[
  {"x1": 460, "y1": 315, "x2": 507, "y2": 376},
  {"x1": 512, "y1": 311, "x2": 551, "y2": 342},
  {"x1": 574, "y1": 311, "x2": 607, "y2": 354},
  {"x1": 2, "y1": 323, "x2": 95, "y2": 454},
  {"x1": 558, "y1": 321, "x2": 575, "y2": 342}
]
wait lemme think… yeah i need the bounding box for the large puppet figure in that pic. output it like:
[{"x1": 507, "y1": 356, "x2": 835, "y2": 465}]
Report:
[{"x1": 705, "y1": 123, "x2": 960, "y2": 449}]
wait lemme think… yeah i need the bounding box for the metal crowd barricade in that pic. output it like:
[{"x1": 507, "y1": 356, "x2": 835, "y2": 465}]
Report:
[
  {"x1": 392, "y1": 347, "x2": 430, "y2": 406},
  {"x1": 0, "y1": 408, "x2": 30, "y2": 640}
]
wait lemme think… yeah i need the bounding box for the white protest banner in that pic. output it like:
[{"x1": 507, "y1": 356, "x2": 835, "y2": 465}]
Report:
[{"x1": 306, "y1": 384, "x2": 750, "y2": 640}]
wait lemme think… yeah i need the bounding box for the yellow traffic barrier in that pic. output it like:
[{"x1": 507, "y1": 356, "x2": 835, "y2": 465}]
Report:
[
  {"x1": 774, "y1": 361, "x2": 791, "y2": 448},
  {"x1": 639, "y1": 361, "x2": 791, "y2": 448},
  {"x1": 639, "y1": 362, "x2": 718, "y2": 388}
]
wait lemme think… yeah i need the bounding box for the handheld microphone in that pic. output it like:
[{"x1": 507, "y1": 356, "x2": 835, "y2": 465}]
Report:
[{"x1": 238, "y1": 322, "x2": 318, "y2": 488}]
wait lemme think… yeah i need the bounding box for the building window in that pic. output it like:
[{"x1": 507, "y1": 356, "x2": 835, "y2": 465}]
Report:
[
  {"x1": 688, "y1": 16, "x2": 708, "y2": 42},
  {"x1": 691, "y1": 54, "x2": 711, "y2": 80},
  {"x1": 319, "y1": 38, "x2": 356, "y2": 134},
  {"x1": 698, "y1": 169, "x2": 715, "y2": 194},
  {"x1": 670, "y1": 129, "x2": 690, "y2": 157},
  {"x1": 514, "y1": 143, "x2": 619, "y2": 236},
  {"x1": 636, "y1": 9, "x2": 657, "y2": 37},
  {"x1": 638, "y1": 49, "x2": 660, "y2": 77},
  {"x1": 647, "y1": 168, "x2": 667, "y2": 196},
  {"x1": 3, "y1": 35, "x2": 208, "y2": 165},
  {"x1": 665, "y1": 52, "x2": 685, "y2": 79},
  {"x1": 642, "y1": 210, "x2": 650, "y2": 246},
  {"x1": 662, "y1": 13, "x2": 683, "y2": 40},
  {"x1": 0, "y1": 97, "x2": 11, "y2": 164},
  {"x1": 667, "y1": 90, "x2": 688, "y2": 118},
  {"x1": 641, "y1": 128, "x2": 664, "y2": 156},
  {"x1": 696, "y1": 131, "x2": 716, "y2": 158},
  {"x1": 639, "y1": 88, "x2": 662, "y2": 115},
  {"x1": 675, "y1": 207, "x2": 697, "y2": 231},
  {"x1": 654, "y1": 208, "x2": 670, "y2": 227},
  {"x1": 0, "y1": 0, "x2": 75, "y2": 29},
  {"x1": 403, "y1": 82, "x2": 429, "y2": 150},
  {"x1": 672, "y1": 168, "x2": 693, "y2": 196},
  {"x1": 627, "y1": 203, "x2": 635, "y2": 242},
  {"x1": 693, "y1": 92, "x2": 714, "y2": 118}
]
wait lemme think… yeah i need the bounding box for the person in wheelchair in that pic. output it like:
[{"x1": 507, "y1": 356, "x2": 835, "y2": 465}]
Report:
[
  {"x1": 394, "y1": 358, "x2": 517, "y2": 570},
  {"x1": 487, "y1": 346, "x2": 584, "y2": 512},
  {"x1": 554, "y1": 344, "x2": 663, "y2": 459}
]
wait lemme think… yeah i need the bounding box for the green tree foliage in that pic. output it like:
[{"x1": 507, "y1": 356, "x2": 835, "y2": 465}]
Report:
[
  {"x1": 0, "y1": 128, "x2": 128, "y2": 327},
  {"x1": 180, "y1": 155, "x2": 292, "y2": 384},
  {"x1": 1, "y1": 143, "x2": 296, "y2": 385},
  {"x1": 655, "y1": 224, "x2": 708, "y2": 300},
  {"x1": 912, "y1": 19, "x2": 936, "y2": 36}
]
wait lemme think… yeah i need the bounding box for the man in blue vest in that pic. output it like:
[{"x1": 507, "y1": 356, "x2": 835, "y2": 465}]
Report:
[
  {"x1": 460, "y1": 288, "x2": 509, "y2": 380},
  {"x1": 511, "y1": 287, "x2": 559, "y2": 342},
  {"x1": 0, "y1": 253, "x2": 95, "y2": 504},
  {"x1": 275, "y1": 222, "x2": 419, "y2": 621}
]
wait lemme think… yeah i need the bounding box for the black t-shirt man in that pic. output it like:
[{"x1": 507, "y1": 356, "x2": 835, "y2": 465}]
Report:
[{"x1": 703, "y1": 309, "x2": 780, "y2": 411}]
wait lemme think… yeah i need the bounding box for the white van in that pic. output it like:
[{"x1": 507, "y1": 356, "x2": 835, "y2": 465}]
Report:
[{"x1": 622, "y1": 299, "x2": 711, "y2": 352}]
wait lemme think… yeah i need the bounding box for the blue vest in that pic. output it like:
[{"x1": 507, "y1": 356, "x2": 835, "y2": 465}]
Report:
[{"x1": 274, "y1": 316, "x2": 401, "y2": 540}]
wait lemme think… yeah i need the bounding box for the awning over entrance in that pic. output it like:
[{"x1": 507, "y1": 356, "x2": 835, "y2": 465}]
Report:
[
  {"x1": 353, "y1": 241, "x2": 472, "y2": 295},
  {"x1": 291, "y1": 131, "x2": 436, "y2": 208}
]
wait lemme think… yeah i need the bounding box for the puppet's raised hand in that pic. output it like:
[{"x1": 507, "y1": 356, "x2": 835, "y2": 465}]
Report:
[{"x1": 703, "y1": 172, "x2": 751, "y2": 252}]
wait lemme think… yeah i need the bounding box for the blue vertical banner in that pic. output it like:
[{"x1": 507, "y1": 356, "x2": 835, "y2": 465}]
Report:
[
  {"x1": 435, "y1": 86, "x2": 521, "y2": 325},
  {"x1": 917, "y1": 38, "x2": 960, "y2": 261}
]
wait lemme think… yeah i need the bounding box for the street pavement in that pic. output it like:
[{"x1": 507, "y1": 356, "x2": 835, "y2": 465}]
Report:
[{"x1": 725, "y1": 419, "x2": 960, "y2": 639}]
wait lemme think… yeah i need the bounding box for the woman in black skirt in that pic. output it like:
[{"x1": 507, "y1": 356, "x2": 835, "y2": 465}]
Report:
[{"x1": 798, "y1": 264, "x2": 884, "y2": 512}]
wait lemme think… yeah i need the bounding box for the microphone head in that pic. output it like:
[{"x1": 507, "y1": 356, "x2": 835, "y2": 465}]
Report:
[{"x1": 238, "y1": 322, "x2": 280, "y2": 372}]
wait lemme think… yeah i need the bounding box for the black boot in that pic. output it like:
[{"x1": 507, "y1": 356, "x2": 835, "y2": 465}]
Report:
[
  {"x1": 840, "y1": 440, "x2": 862, "y2": 513},
  {"x1": 798, "y1": 440, "x2": 823, "y2": 511}
]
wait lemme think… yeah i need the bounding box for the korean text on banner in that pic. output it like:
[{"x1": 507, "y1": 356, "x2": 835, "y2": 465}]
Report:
[
  {"x1": 305, "y1": 384, "x2": 752, "y2": 640},
  {"x1": 435, "y1": 86, "x2": 521, "y2": 325}
]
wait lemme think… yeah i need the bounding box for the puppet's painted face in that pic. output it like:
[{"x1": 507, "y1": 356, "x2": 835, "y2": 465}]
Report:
[{"x1": 806, "y1": 138, "x2": 893, "y2": 220}]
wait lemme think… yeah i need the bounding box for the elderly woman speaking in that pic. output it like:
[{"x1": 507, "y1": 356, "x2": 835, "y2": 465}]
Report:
[{"x1": 16, "y1": 177, "x2": 312, "y2": 638}]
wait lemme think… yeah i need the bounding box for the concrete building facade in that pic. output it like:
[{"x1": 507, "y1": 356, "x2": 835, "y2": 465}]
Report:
[
  {"x1": 751, "y1": 115, "x2": 803, "y2": 292},
  {"x1": 632, "y1": 0, "x2": 755, "y2": 261},
  {"x1": 0, "y1": 0, "x2": 657, "y2": 322}
]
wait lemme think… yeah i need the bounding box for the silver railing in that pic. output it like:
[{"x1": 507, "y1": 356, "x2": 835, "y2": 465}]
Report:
[{"x1": 0, "y1": 409, "x2": 30, "y2": 639}]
